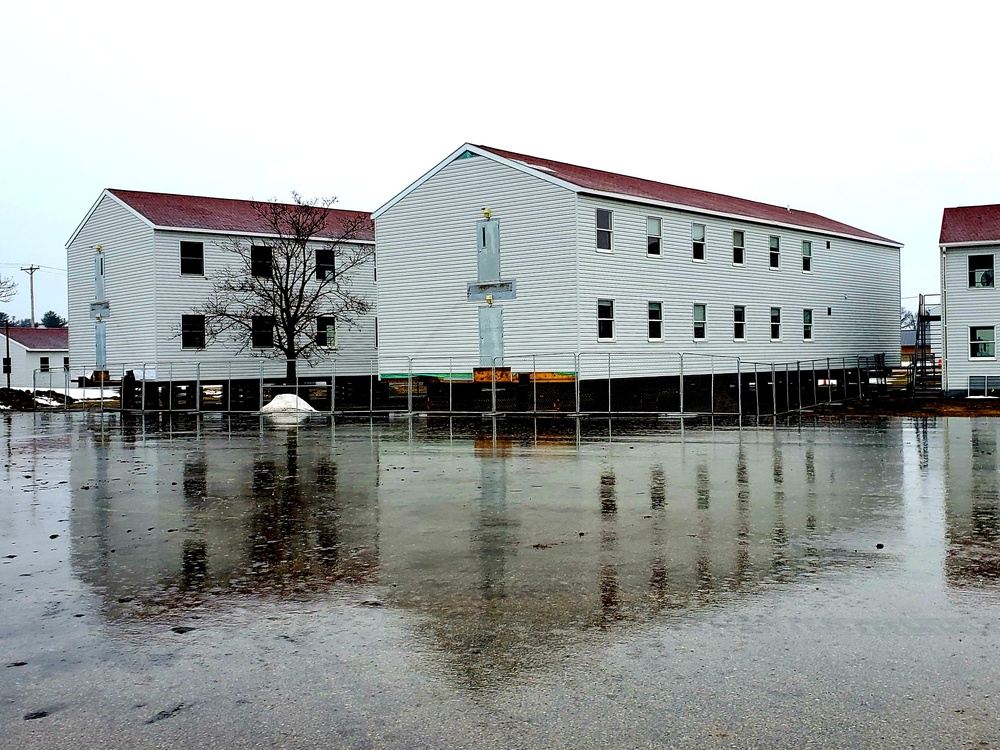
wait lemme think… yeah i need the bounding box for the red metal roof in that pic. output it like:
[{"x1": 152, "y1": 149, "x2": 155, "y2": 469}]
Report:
[
  {"x1": 2, "y1": 327, "x2": 69, "y2": 351},
  {"x1": 940, "y1": 204, "x2": 1000, "y2": 245},
  {"x1": 107, "y1": 189, "x2": 374, "y2": 242},
  {"x1": 476, "y1": 146, "x2": 898, "y2": 245}
]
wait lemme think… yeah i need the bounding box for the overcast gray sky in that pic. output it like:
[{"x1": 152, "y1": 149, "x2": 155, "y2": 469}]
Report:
[{"x1": 1, "y1": 0, "x2": 996, "y2": 322}]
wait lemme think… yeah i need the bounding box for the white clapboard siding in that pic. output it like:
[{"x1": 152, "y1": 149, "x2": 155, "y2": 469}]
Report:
[
  {"x1": 67, "y1": 192, "x2": 155, "y2": 374},
  {"x1": 575, "y1": 194, "x2": 900, "y2": 378},
  {"x1": 376, "y1": 153, "x2": 578, "y2": 377},
  {"x1": 941, "y1": 245, "x2": 1000, "y2": 391},
  {"x1": 150, "y1": 231, "x2": 377, "y2": 379},
  {"x1": 377, "y1": 150, "x2": 900, "y2": 381}
]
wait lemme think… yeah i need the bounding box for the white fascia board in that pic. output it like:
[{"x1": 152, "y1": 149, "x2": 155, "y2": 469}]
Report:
[
  {"x1": 940, "y1": 240, "x2": 1000, "y2": 249},
  {"x1": 155, "y1": 227, "x2": 374, "y2": 244},
  {"x1": 65, "y1": 189, "x2": 155, "y2": 247},
  {"x1": 372, "y1": 143, "x2": 579, "y2": 219},
  {"x1": 579, "y1": 188, "x2": 903, "y2": 249}
]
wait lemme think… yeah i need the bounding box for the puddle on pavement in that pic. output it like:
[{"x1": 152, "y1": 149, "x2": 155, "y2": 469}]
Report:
[{"x1": 2, "y1": 411, "x2": 1000, "y2": 745}]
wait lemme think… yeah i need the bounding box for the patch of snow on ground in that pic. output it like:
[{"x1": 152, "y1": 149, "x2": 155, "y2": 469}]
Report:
[{"x1": 260, "y1": 394, "x2": 316, "y2": 413}]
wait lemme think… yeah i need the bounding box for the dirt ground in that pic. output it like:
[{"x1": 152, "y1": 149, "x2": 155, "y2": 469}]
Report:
[
  {"x1": 0, "y1": 389, "x2": 76, "y2": 410},
  {"x1": 812, "y1": 394, "x2": 1000, "y2": 418}
]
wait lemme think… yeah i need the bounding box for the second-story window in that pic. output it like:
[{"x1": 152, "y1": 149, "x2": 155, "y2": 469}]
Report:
[
  {"x1": 769, "y1": 236, "x2": 780, "y2": 269},
  {"x1": 648, "y1": 301, "x2": 663, "y2": 340},
  {"x1": 647, "y1": 218, "x2": 661, "y2": 256},
  {"x1": 251, "y1": 246, "x2": 272, "y2": 278},
  {"x1": 969, "y1": 255, "x2": 994, "y2": 288},
  {"x1": 733, "y1": 230, "x2": 745, "y2": 265},
  {"x1": 802, "y1": 241, "x2": 813, "y2": 272},
  {"x1": 252, "y1": 315, "x2": 275, "y2": 348},
  {"x1": 692, "y1": 223, "x2": 706, "y2": 261},
  {"x1": 316, "y1": 249, "x2": 335, "y2": 280},
  {"x1": 770, "y1": 307, "x2": 782, "y2": 340},
  {"x1": 180, "y1": 241, "x2": 204, "y2": 275},
  {"x1": 803, "y1": 308, "x2": 813, "y2": 340},
  {"x1": 733, "y1": 305, "x2": 746, "y2": 340},
  {"x1": 596, "y1": 209, "x2": 613, "y2": 251}
]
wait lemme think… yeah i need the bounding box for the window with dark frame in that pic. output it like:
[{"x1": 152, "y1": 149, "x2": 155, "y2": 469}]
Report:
[
  {"x1": 769, "y1": 236, "x2": 780, "y2": 269},
  {"x1": 63, "y1": 356, "x2": 69, "y2": 371},
  {"x1": 693, "y1": 304, "x2": 706, "y2": 339},
  {"x1": 970, "y1": 326, "x2": 996, "y2": 358},
  {"x1": 596, "y1": 209, "x2": 613, "y2": 251},
  {"x1": 770, "y1": 307, "x2": 781, "y2": 340},
  {"x1": 733, "y1": 230, "x2": 745, "y2": 265},
  {"x1": 648, "y1": 302, "x2": 663, "y2": 339},
  {"x1": 316, "y1": 249, "x2": 336, "y2": 280},
  {"x1": 252, "y1": 315, "x2": 275, "y2": 348},
  {"x1": 181, "y1": 315, "x2": 206, "y2": 349},
  {"x1": 251, "y1": 246, "x2": 272, "y2": 278},
  {"x1": 39, "y1": 356, "x2": 50, "y2": 373},
  {"x1": 180, "y1": 241, "x2": 204, "y2": 275},
  {"x1": 597, "y1": 299, "x2": 614, "y2": 340},
  {"x1": 316, "y1": 316, "x2": 336, "y2": 348},
  {"x1": 733, "y1": 305, "x2": 746, "y2": 340},
  {"x1": 802, "y1": 241, "x2": 812, "y2": 272},
  {"x1": 692, "y1": 223, "x2": 706, "y2": 261},
  {"x1": 647, "y1": 218, "x2": 661, "y2": 256},
  {"x1": 968, "y1": 255, "x2": 994, "y2": 288},
  {"x1": 803, "y1": 308, "x2": 813, "y2": 340}
]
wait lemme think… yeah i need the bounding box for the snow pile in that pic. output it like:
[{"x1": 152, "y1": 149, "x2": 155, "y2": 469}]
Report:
[{"x1": 260, "y1": 394, "x2": 316, "y2": 413}]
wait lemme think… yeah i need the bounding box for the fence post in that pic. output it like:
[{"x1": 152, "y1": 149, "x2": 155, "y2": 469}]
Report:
[
  {"x1": 856, "y1": 355, "x2": 862, "y2": 398},
  {"x1": 607, "y1": 352, "x2": 612, "y2": 415},
  {"x1": 532, "y1": 354, "x2": 537, "y2": 414},
  {"x1": 575, "y1": 353, "x2": 581, "y2": 414},
  {"x1": 448, "y1": 357, "x2": 453, "y2": 414},
  {"x1": 812, "y1": 359, "x2": 817, "y2": 407},
  {"x1": 842, "y1": 357, "x2": 848, "y2": 401},
  {"x1": 796, "y1": 361, "x2": 802, "y2": 413},
  {"x1": 259, "y1": 361, "x2": 264, "y2": 412},
  {"x1": 736, "y1": 358, "x2": 742, "y2": 428},
  {"x1": 710, "y1": 356, "x2": 715, "y2": 418},
  {"x1": 753, "y1": 362, "x2": 759, "y2": 418},
  {"x1": 331, "y1": 362, "x2": 336, "y2": 414},
  {"x1": 369, "y1": 358, "x2": 374, "y2": 414},
  {"x1": 407, "y1": 357, "x2": 413, "y2": 416},
  {"x1": 826, "y1": 357, "x2": 832, "y2": 403},
  {"x1": 771, "y1": 363, "x2": 777, "y2": 416},
  {"x1": 679, "y1": 353, "x2": 685, "y2": 417},
  {"x1": 140, "y1": 363, "x2": 147, "y2": 412},
  {"x1": 491, "y1": 356, "x2": 498, "y2": 414},
  {"x1": 196, "y1": 362, "x2": 201, "y2": 413}
]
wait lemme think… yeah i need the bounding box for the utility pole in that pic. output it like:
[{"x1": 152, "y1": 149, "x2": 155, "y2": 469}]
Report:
[{"x1": 21, "y1": 265, "x2": 39, "y2": 327}]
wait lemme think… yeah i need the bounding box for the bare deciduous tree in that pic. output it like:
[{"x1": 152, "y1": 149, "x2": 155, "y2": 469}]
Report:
[
  {"x1": 191, "y1": 193, "x2": 374, "y2": 381},
  {"x1": 0, "y1": 275, "x2": 16, "y2": 304},
  {"x1": 901, "y1": 306, "x2": 916, "y2": 330}
]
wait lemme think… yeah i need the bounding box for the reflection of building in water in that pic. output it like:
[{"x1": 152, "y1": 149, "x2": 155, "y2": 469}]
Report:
[
  {"x1": 377, "y1": 425, "x2": 904, "y2": 688},
  {"x1": 69, "y1": 418, "x2": 907, "y2": 689},
  {"x1": 943, "y1": 419, "x2": 1000, "y2": 587},
  {"x1": 70, "y1": 419, "x2": 381, "y2": 618}
]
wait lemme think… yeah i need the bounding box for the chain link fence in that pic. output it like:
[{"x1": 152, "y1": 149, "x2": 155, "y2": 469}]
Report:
[{"x1": 26, "y1": 351, "x2": 887, "y2": 417}]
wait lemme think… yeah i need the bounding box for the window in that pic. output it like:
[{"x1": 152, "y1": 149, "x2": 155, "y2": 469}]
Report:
[
  {"x1": 374, "y1": 317, "x2": 378, "y2": 349},
  {"x1": 733, "y1": 305, "x2": 746, "y2": 340},
  {"x1": 596, "y1": 209, "x2": 613, "y2": 251},
  {"x1": 693, "y1": 304, "x2": 706, "y2": 339},
  {"x1": 802, "y1": 241, "x2": 812, "y2": 272},
  {"x1": 969, "y1": 255, "x2": 994, "y2": 288},
  {"x1": 251, "y1": 246, "x2": 272, "y2": 278},
  {"x1": 647, "y1": 218, "x2": 661, "y2": 256},
  {"x1": 180, "y1": 241, "x2": 204, "y2": 275},
  {"x1": 316, "y1": 315, "x2": 336, "y2": 348},
  {"x1": 803, "y1": 308, "x2": 813, "y2": 340},
  {"x1": 316, "y1": 249, "x2": 336, "y2": 280},
  {"x1": 181, "y1": 315, "x2": 206, "y2": 349},
  {"x1": 733, "y1": 230, "x2": 745, "y2": 265},
  {"x1": 648, "y1": 302, "x2": 663, "y2": 340},
  {"x1": 692, "y1": 223, "x2": 706, "y2": 261},
  {"x1": 770, "y1": 307, "x2": 781, "y2": 340},
  {"x1": 39, "y1": 357, "x2": 50, "y2": 373},
  {"x1": 252, "y1": 315, "x2": 275, "y2": 348},
  {"x1": 970, "y1": 326, "x2": 995, "y2": 358},
  {"x1": 769, "y1": 236, "x2": 780, "y2": 269},
  {"x1": 597, "y1": 299, "x2": 614, "y2": 340},
  {"x1": 63, "y1": 357, "x2": 69, "y2": 371}
]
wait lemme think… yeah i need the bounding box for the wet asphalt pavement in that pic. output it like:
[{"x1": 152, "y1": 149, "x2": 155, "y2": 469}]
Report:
[{"x1": 1, "y1": 411, "x2": 998, "y2": 749}]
